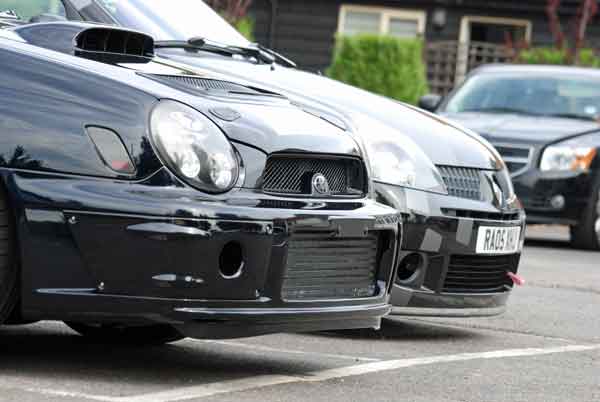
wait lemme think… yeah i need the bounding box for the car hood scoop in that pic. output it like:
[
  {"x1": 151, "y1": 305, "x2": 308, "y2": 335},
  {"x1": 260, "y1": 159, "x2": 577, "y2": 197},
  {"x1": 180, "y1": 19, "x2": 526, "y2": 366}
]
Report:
[{"x1": 10, "y1": 22, "x2": 154, "y2": 64}]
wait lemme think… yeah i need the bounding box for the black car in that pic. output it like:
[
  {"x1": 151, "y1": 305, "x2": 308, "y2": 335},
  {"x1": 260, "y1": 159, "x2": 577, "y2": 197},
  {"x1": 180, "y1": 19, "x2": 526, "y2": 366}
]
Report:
[
  {"x1": 0, "y1": 18, "x2": 402, "y2": 343},
  {"x1": 54, "y1": 0, "x2": 527, "y2": 317},
  {"x1": 421, "y1": 65, "x2": 600, "y2": 250}
]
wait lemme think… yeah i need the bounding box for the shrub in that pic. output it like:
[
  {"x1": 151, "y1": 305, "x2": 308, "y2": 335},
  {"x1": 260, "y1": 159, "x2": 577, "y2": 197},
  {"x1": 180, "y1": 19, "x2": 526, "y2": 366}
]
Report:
[
  {"x1": 517, "y1": 46, "x2": 600, "y2": 67},
  {"x1": 517, "y1": 47, "x2": 569, "y2": 65},
  {"x1": 235, "y1": 17, "x2": 255, "y2": 42},
  {"x1": 327, "y1": 35, "x2": 428, "y2": 104}
]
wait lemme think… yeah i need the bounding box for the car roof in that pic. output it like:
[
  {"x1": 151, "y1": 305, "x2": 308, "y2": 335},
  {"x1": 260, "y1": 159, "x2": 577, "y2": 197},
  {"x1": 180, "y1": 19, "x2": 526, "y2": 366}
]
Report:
[{"x1": 471, "y1": 63, "x2": 600, "y2": 78}]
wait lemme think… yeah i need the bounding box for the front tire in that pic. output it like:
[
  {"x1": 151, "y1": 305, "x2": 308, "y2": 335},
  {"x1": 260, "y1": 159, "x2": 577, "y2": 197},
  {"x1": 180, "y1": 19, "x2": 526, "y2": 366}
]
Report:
[
  {"x1": 0, "y1": 185, "x2": 18, "y2": 324},
  {"x1": 570, "y1": 180, "x2": 600, "y2": 250},
  {"x1": 64, "y1": 322, "x2": 185, "y2": 345}
]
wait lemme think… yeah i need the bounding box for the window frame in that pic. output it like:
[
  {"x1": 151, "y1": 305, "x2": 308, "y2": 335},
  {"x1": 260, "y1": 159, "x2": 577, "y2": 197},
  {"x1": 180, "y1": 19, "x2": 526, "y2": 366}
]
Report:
[
  {"x1": 337, "y1": 5, "x2": 427, "y2": 38},
  {"x1": 459, "y1": 15, "x2": 533, "y2": 44}
]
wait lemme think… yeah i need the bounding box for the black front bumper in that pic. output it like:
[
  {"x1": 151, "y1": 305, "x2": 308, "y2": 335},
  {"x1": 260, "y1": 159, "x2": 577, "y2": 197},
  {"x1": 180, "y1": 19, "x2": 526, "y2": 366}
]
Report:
[
  {"x1": 11, "y1": 169, "x2": 400, "y2": 338},
  {"x1": 513, "y1": 169, "x2": 597, "y2": 226},
  {"x1": 376, "y1": 184, "x2": 525, "y2": 317}
]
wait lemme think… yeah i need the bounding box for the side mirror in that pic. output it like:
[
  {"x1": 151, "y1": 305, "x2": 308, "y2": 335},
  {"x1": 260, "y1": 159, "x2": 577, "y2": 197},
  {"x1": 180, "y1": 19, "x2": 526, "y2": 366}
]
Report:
[{"x1": 418, "y1": 94, "x2": 443, "y2": 112}]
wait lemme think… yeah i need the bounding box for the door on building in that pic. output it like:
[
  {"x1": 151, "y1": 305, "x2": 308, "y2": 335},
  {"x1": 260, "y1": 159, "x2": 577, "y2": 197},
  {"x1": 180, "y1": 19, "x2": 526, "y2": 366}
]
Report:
[{"x1": 455, "y1": 16, "x2": 532, "y2": 83}]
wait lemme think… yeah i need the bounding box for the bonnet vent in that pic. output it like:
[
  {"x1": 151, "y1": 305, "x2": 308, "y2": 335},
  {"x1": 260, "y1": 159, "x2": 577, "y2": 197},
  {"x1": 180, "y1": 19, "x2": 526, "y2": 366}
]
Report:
[
  {"x1": 75, "y1": 27, "x2": 154, "y2": 64},
  {"x1": 147, "y1": 74, "x2": 277, "y2": 96}
]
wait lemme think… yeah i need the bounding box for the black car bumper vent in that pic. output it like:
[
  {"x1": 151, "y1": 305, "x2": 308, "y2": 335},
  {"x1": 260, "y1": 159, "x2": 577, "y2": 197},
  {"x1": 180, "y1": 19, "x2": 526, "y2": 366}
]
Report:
[
  {"x1": 437, "y1": 166, "x2": 482, "y2": 200},
  {"x1": 282, "y1": 230, "x2": 379, "y2": 300},
  {"x1": 443, "y1": 254, "x2": 517, "y2": 293},
  {"x1": 262, "y1": 155, "x2": 366, "y2": 197}
]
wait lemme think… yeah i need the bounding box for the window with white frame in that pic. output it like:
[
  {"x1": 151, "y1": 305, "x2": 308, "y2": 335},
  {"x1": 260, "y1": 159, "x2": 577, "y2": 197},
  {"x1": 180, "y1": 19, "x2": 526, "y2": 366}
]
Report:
[{"x1": 338, "y1": 5, "x2": 426, "y2": 38}]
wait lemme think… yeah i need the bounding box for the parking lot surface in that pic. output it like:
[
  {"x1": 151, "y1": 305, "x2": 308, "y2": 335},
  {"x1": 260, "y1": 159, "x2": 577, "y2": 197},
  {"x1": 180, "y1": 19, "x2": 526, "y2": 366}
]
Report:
[{"x1": 0, "y1": 226, "x2": 598, "y2": 402}]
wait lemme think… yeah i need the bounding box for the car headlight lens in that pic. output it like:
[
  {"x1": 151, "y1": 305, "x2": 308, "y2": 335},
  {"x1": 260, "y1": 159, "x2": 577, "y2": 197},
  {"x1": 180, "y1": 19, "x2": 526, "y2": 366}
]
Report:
[
  {"x1": 352, "y1": 115, "x2": 447, "y2": 194},
  {"x1": 150, "y1": 100, "x2": 239, "y2": 192},
  {"x1": 540, "y1": 133, "x2": 600, "y2": 173},
  {"x1": 540, "y1": 147, "x2": 596, "y2": 172}
]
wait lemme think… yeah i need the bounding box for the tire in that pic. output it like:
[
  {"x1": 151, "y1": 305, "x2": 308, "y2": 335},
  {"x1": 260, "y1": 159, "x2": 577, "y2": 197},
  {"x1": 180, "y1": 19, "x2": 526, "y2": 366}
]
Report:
[
  {"x1": 570, "y1": 179, "x2": 600, "y2": 251},
  {"x1": 0, "y1": 184, "x2": 18, "y2": 324},
  {"x1": 64, "y1": 322, "x2": 185, "y2": 345}
]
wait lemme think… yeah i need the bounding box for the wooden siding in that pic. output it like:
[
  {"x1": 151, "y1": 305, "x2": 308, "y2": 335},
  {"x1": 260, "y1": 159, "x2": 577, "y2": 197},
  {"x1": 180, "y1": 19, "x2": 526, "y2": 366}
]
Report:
[{"x1": 250, "y1": 0, "x2": 600, "y2": 72}]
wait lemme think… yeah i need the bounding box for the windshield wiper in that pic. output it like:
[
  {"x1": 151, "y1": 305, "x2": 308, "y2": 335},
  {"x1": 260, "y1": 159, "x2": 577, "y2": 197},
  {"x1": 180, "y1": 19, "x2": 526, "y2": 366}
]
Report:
[
  {"x1": 461, "y1": 107, "x2": 541, "y2": 116},
  {"x1": 543, "y1": 113, "x2": 599, "y2": 122},
  {"x1": 253, "y1": 44, "x2": 296, "y2": 68},
  {"x1": 155, "y1": 37, "x2": 296, "y2": 67}
]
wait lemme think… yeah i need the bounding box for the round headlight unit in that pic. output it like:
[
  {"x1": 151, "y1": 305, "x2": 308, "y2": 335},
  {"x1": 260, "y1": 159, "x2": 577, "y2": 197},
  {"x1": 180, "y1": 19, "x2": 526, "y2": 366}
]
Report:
[{"x1": 150, "y1": 100, "x2": 239, "y2": 193}]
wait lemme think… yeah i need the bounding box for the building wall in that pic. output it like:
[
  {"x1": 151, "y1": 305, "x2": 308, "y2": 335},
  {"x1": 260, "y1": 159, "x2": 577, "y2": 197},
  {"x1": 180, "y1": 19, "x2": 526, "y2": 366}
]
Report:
[{"x1": 250, "y1": 0, "x2": 600, "y2": 72}]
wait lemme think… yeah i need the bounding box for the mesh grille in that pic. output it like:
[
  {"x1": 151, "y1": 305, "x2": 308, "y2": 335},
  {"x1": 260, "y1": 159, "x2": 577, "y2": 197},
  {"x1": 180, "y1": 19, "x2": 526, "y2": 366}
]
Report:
[
  {"x1": 437, "y1": 166, "x2": 482, "y2": 200},
  {"x1": 443, "y1": 255, "x2": 516, "y2": 293},
  {"x1": 262, "y1": 155, "x2": 366, "y2": 197},
  {"x1": 282, "y1": 230, "x2": 379, "y2": 300}
]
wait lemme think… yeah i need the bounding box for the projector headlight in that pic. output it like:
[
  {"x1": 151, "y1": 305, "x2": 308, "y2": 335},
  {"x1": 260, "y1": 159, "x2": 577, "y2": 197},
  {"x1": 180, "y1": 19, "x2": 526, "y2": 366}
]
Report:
[{"x1": 150, "y1": 100, "x2": 239, "y2": 193}]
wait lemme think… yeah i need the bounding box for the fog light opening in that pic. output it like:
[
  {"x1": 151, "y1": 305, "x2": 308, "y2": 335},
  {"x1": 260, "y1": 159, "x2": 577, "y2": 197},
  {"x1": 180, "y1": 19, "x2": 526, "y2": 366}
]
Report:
[
  {"x1": 219, "y1": 242, "x2": 245, "y2": 279},
  {"x1": 396, "y1": 253, "x2": 424, "y2": 283},
  {"x1": 550, "y1": 195, "x2": 566, "y2": 210}
]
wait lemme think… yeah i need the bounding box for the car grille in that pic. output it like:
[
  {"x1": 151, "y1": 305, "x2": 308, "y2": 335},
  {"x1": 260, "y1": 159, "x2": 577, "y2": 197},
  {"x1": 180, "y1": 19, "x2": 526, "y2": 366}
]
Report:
[
  {"x1": 437, "y1": 166, "x2": 482, "y2": 200},
  {"x1": 262, "y1": 155, "x2": 366, "y2": 197},
  {"x1": 282, "y1": 230, "x2": 379, "y2": 300},
  {"x1": 442, "y1": 255, "x2": 516, "y2": 293},
  {"x1": 524, "y1": 195, "x2": 553, "y2": 209},
  {"x1": 492, "y1": 144, "x2": 532, "y2": 176},
  {"x1": 442, "y1": 209, "x2": 521, "y2": 221}
]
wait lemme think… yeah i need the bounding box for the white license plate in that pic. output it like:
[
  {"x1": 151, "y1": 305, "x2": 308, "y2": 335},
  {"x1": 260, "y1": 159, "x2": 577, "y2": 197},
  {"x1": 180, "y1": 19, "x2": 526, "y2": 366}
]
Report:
[{"x1": 475, "y1": 226, "x2": 521, "y2": 254}]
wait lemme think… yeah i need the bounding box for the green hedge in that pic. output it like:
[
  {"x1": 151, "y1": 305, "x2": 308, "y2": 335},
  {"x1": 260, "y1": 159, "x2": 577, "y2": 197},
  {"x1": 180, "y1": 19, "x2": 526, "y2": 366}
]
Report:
[
  {"x1": 235, "y1": 17, "x2": 255, "y2": 42},
  {"x1": 327, "y1": 35, "x2": 428, "y2": 104},
  {"x1": 517, "y1": 47, "x2": 600, "y2": 67}
]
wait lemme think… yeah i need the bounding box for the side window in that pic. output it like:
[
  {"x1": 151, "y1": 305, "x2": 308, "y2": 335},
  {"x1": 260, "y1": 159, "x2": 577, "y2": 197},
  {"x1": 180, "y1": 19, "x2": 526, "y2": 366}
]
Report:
[
  {"x1": 0, "y1": 0, "x2": 66, "y2": 21},
  {"x1": 338, "y1": 5, "x2": 426, "y2": 38}
]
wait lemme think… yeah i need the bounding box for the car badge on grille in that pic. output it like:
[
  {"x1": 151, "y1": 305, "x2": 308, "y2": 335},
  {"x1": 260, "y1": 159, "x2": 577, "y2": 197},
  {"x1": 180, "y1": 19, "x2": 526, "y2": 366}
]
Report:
[{"x1": 311, "y1": 173, "x2": 330, "y2": 196}]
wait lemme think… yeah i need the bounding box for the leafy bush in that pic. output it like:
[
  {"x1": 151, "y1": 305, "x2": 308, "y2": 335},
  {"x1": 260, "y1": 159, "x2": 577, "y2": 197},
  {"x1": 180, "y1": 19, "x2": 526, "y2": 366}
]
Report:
[
  {"x1": 235, "y1": 17, "x2": 255, "y2": 42},
  {"x1": 578, "y1": 49, "x2": 600, "y2": 68},
  {"x1": 517, "y1": 47, "x2": 600, "y2": 67},
  {"x1": 517, "y1": 47, "x2": 569, "y2": 65},
  {"x1": 327, "y1": 35, "x2": 428, "y2": 104}
]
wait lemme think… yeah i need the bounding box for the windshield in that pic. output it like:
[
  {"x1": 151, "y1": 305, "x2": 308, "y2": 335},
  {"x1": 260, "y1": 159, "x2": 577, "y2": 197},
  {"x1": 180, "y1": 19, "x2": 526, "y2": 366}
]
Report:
[
  {"x1": 443, "y1": 73, "x2": 600, "y2": 120},
  {"x1": 75, "y1": 0, "x2": 250, "y2": 46},
  {"x1": 0, "y1": 0, "x2": 65, "y2": 21}
]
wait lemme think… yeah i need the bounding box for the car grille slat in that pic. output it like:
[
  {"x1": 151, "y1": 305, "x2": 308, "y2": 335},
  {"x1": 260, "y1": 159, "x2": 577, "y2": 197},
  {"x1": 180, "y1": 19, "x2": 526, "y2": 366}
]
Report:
[
  {"x1": 443, "y1": 255, "x2": 516, "y2": 293},
  {"x1": 437, "y1": 165, "x2": 483, "y2": 200},
  {"x1": 492, "y1": 144, "x2": 532, "y2": 176},
  {"x1": 282, "y1": 231, "x2": 379, "y2": 300},
  {"x1": 262, "y1": 155, "x2": 366, "y2": 197}
]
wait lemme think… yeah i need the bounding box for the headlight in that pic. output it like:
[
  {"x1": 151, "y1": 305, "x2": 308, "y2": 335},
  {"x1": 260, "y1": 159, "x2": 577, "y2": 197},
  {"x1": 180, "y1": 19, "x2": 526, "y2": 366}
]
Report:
[
  {"x1": 540, "y1": 133, "x2": 599, "y2": 173},
  {"x1": 352, "y1": 115, "x2": 447, "y2": 194},
  {"x1": 150, "y1": 100, "x2": 239, "y2": 192}
]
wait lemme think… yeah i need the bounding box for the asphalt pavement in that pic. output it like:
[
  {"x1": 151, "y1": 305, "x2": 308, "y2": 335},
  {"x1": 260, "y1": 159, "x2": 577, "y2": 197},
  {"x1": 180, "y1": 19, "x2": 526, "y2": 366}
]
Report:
[{"x1": 0, "y1": 225, "x2": 598, "y2": 402}]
